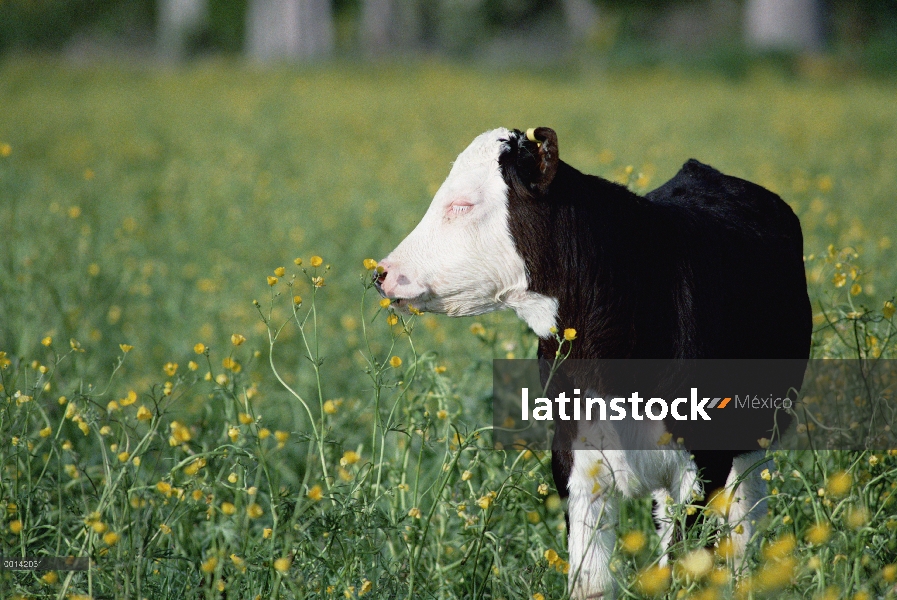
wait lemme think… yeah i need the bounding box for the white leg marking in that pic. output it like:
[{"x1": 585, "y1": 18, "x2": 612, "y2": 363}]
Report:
[
  {"x1": 725, "y1": 450, "x2": 770, "y2": 563},
  {"x1": 565, "y1": 437, "x2": 699, "y2": 598}
]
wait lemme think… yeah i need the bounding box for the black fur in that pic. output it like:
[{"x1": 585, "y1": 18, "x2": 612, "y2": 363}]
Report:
[{"x1": 499, "y1": 128, "x2": 812, "y2": 505}]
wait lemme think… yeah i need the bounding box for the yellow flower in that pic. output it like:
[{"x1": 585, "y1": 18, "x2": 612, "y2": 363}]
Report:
[
  {"x1": 470, "y1": 323, "x2": 486, "y2": 336},
  {"x1": 408, "y1": 507, "x2": 422, "y2": 519},
  {"x1": 263, "y1": 527, "x2": 273, "y2": 538},
  {"x1": 363, "y1": 258, "x2": 378, "y2": 270},
  {"x1": 756, "y1": 556, "x2": 797, "y2": 591},
  {"x1": 537, "y1": 483, "x2": 549, "y2": 495},
  {"x1": 533, "y1": 594, "x2": 545, "y2": 600},
  {"x1": 806, "y1": 521, "x2": 831, "y2": 545},
  {"x1": 221, "y1": 502, "x2": 236, "y2": 515},
  {"x1": 41, "y1": 571, "x2": 58, "y2": 584},
  {"x1": 136, "y1": 406, "x2": 152, "y2": 421},
  {"x1": 228, "y1": 473, "x2": 238, "y2": 483},
  {"x1": 194, "y1": 343, "x2": 206, "y2": 354},
  {"x1": 850, "y1": 283, "x2": 862, "y2": 296},
  {"x1": 705, "y1": 489, "x2": 732, "y2": 516},
  {"x1": 293, "y1": 295, "x2": 302, "y2": 305},
  {"x1": 677, "y1": 548, "x2": 713, "y2": 579},
  {"x1": 437, "y1": 409, "x2": 448, "y2": 419},
  {"x1": 42, "y1": 336, "x2": 52, "y2": 347},
  {"x1": 9, "y1": 519, "x2": 22, "y2": 534},
  {"x1": 230, "y1": 553, "x2": 245, "y2": 570},
  {"x1": 832, "y1": 272, "x2": 847, "y2": 287},
  {"x1": 183, "y1": 458, "x2": 205, "y2": 476},
  {"x1": 0, "y1": 351, "x2": 10, "y2": 369},
  {"x1": 0, "y1": 142, "x2": 11, "y2": 157},
  {"x1": 709, "y1": 567, "x2": 731, "y2": 586},
  {"x1": 359, "y1": 579, "x2": 373, "y2": 596},
  {"x1": 228, "y1": 427, "x2": 240, "y2": 442},
  {"x1": 231, "y1": 334, "x2": 246, "y2": 346},
  {"x1": 307, "y1": 485, "x2": 323, "y2": 502},
  {"x1": 716, "y1": 536, "x2": 735, "y2": 560},
  {"x1": 883, "y1": 564, "x2": 897, "y2": 583},
  {"x1": 274, "y1": 266, "x2": 286, "y2": 277},
  {"x1": 39, "y1": 426, "x2": 52, "y2": 438},
  {"x1": 563, "y1": 328, "x2": 577, "y2": 341},
  {"x1": 389, "y1": 356, "x2": 402, "y2": 368},
  {"x1": 763, "y1": 534, "x2": 796, "y2": 561},
  {"x1": 323, "y1": 400, "x2": 338, "y2": 414},
  {"x1": 274, "y1": 557, "x2": 291, "y2": 573},
  {"x1": 103, "y1": 531, "x2": 120, "y2": 546},
  {"x1": 312, "y1": 276, "x2": 325, "y2": 287},
  {"x1": 386, "y1": 314, "x2": 399, "y2": 326},
  {"x1": 118, "y1": 451, "x2": 130, "y2": 462},
  {"x1": 635, "y1": 564, "x2": 671, "y2": 596},
  {"x1": 884, "y1": 301, "x2": 895, "y2": 319},
  {"x1": 434, "y1": 365, "x2": 447, "y2": 374},
  {"x1": 761, "y1": 468, "x2": 772, "y2": 480},
  {"x1": 620, "y1": 530, "x2": 646, "y2": 554},
  {"x1": 163, "y1": 362, "x2": 178, "y2": 376},
  {"x1": 120, "y1": 344, "x2": 133, "y2": 353},
  {"x1": 293, "y1": 257, "x2": 303, "y2": 266},
  {"x1": 160, "y1": 523, "x2": 171, "y2": 534},
  {"x1": 201, "y1": 556, "x2": 218, "y2": 573},
  {"x1": 169, "y1": 421, "x2": 191, "y2": 443},
  {"x1": 246, "y1": 503, "x2": 264, "y2": 518},
  {"x1": 846, "y1": 506, "x2": 868, "y2": 529},
  {"x1": 99, "y1": 425, "x2": 112, "y2": 436},
  {"x1": 274, "y1": 430, "x2": 289, "y2": 445},
  {"x1": 826, "y1": 471, "x2": 852, "y2": 497},
  {"x1": 267, "y1": 276, "x2": 278, "y2": 286},
  {"x1": 379, "y1": 298, "x2": 391, "y2": 308},
  {"x1": 310, "y1": 256, "x2": 323, "y2": 267},
  {"x1": 120, "y1": 390, "x2": 137, "y2": 406},
  {"x1": 188, "y1": 361, "x2": 198, "y2": 371},
  {"x1": 258, "y1": 427, "x2": 271, "y2": 440},
  {"x1": 239, "y1": 412, "x2": 253, "y2": 424},
  {"x1": 341, "y1": 450, "x2": 361, "y2": 466},
  {"x1": 156, "y1": 481, "x2": 173, "y2": 495},
  {"x1": 476, "y1": 494, "x2": 493, "y2": 510}
]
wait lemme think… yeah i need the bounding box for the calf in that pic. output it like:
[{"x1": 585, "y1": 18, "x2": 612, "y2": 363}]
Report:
[{"x1": 375, "y1": 127, "x2": 811, "y2": 598}]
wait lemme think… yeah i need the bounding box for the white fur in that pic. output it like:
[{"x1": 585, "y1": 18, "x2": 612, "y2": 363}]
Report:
[
  {"x1": 377, "y1": 129, "x2": 558, "y2": 335},
  {"x1": 567, "y1": 419, "x2": 698, "y2": 599},
  {"x1": 567, "y1": 421, "x2": 770, "y2": 598}
]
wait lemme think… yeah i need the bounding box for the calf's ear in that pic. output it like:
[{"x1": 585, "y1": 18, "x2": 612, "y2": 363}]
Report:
[{"x1": 507, "y1": 127, "x2": 559, "y2": 196}]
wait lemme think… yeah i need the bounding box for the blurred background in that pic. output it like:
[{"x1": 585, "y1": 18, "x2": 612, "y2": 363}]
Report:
[
  {"x1": 1, "y1": 0, "x2": 896, "y2": 396},
  {"x1": 0, "y1": 0, "x2": 895, "y2": 74}
]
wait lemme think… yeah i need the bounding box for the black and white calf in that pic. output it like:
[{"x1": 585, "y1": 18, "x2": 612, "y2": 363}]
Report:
[{"x1": 375, "y1": 127, "x2": 811, "y2": 598}]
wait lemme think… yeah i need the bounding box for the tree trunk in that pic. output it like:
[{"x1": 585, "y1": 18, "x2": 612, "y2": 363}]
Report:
[
  {"x1": 158, "y1": 0, "x2": 207, "y2": 59},
  {"x1": 360, "y1": 0, "x2": 422, "y2": 56},
  {"x1": 745, "y1": 0, "x2": 823, "y2": 52},
  {"x1": 246, "y1": 0, "x2": 334, "y2": 61},
  {"x1": 560, "y1": 0, "x2": 599, "y2": 42}
]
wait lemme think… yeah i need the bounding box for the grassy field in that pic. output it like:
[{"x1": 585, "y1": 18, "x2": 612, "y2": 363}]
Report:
[{"x1": 1, "y1": 58, "x2": 897, "y2": 599}]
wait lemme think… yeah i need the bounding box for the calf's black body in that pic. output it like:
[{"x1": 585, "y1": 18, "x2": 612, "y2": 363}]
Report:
[{"x1": 499, "y1": 129, "x2": 811, "y2": 510}]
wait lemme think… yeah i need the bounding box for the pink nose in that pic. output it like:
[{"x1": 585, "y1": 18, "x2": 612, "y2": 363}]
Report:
[{"x1": 373, "y1": 259, "x2": 392, "y2": 296}]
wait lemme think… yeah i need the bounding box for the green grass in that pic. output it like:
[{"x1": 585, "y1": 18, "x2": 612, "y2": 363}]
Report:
[{"x1": 1, "y1": 58, "x2": 897, "y2": 599}]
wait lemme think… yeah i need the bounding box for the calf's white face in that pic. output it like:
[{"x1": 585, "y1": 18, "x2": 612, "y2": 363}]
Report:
[{"x1": 376, "y1": 128, "x2": 558, "y2": 337}]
